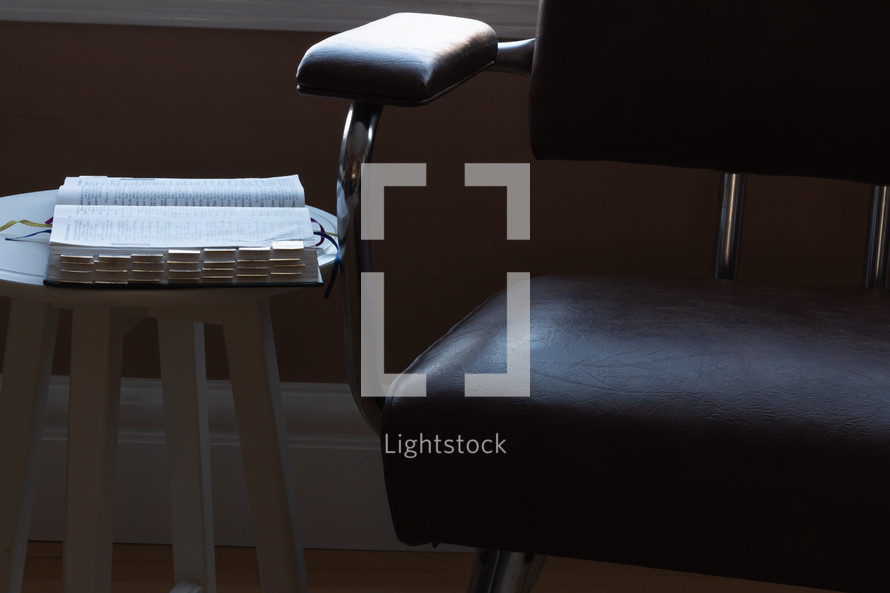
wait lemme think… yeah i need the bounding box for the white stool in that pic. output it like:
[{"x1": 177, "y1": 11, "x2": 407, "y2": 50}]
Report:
[{"x1": 0, "y1": 190, "x2": 336, "y2": 593}]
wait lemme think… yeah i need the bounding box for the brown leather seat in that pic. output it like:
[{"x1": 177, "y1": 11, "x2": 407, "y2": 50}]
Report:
[{"x1": 386, "y1": 276, "x2": 890, "y2": 592}]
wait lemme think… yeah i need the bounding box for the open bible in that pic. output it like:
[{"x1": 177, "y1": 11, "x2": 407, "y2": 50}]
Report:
[{"x1": 45, "y1": 175, "x2": 320, "y2": 287}]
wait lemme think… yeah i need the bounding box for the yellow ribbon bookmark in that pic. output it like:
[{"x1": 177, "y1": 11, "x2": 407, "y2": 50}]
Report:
[{"x1": 0, "y1": 219, "x2": 53, "y2": 232}]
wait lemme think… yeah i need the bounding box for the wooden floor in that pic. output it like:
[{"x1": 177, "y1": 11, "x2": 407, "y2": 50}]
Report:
[{"x1": 21, "y1": 542, "x2": 832, "y2": 593}]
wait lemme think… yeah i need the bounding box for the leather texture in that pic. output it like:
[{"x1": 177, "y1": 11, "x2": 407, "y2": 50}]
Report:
[
  {"x1": 530, "y1": 0, "x2": 890, "y2": 184},
  {"x1": 384, "y1": 276, "x2": 890, "y2": 593},
  {"x1": 296, "y1": 13, "x2": 497, "y2": 106}
]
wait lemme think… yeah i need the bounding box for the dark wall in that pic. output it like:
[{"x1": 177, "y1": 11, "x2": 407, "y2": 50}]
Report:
[{"x1": 0, "y1": 20, "x2": 871, "y2": 382}]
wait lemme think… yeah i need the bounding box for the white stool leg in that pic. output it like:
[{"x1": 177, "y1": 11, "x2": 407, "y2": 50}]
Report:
[
  {"x1": 158, "y1": 318, "x2": 216, "y2": 593},
  {"x1": 220, "y1": 298, "x2": 308, "y2": 593},
  {"x1": 63, "y1": 307, "x2": 128, "y2": 593},
  {"x1": 0, "y1": 299, "x2": 58, "y2": 593}
]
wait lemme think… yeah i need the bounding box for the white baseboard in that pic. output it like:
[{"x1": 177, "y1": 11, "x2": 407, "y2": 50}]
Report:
[{"x1": 27, "y1": 376, "x2": 465, "y2": 552}]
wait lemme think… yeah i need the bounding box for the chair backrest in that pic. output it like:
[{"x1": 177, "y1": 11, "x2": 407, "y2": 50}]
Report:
[{"x1": 529, "y1": 0, "x2": 890, "y2": 185}]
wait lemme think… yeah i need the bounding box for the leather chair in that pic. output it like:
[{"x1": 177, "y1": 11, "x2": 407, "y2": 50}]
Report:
[{"x1": 297, "y1": 4, "x2": 890, "y2": 592}]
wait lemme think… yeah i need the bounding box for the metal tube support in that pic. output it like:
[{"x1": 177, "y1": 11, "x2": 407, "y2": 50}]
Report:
[
  {"x1": 863, "y1": 184, "x2": 890, "y2": 289},
  {"x1": 714, "y1": 172, "x2": 747, "y2": 280},
  {"x1": 490, "y1": 39, "x2": 536, "y2": 75},
  {"x1": 467, "y1": 550, "x2": 545, "y2": 593},
  {"x1": 338, "y1": 101, "x2": 385, "y2": 432}
]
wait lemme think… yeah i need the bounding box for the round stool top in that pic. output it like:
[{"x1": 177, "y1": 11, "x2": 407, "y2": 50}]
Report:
[{"x1": 0, "y1": 190, "x2": 338, "y2": 307}]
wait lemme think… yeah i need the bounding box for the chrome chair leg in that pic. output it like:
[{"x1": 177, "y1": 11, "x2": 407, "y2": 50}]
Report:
[{"x1": 467, "y1": 549, "x2": 545, "y2": 593}]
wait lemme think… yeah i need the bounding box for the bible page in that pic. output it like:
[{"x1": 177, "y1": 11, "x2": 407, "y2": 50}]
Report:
[
  {"x1": 49, "y1": 204, "x2": 314, "y2": 248},
  {"x1": 56, "y1": 175, "x2": 305, "y2": 208}
]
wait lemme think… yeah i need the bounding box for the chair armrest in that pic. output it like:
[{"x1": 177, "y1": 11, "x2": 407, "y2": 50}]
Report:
[{"x1": 296, "y1": 13, "x2": 498, "y2": 106}]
